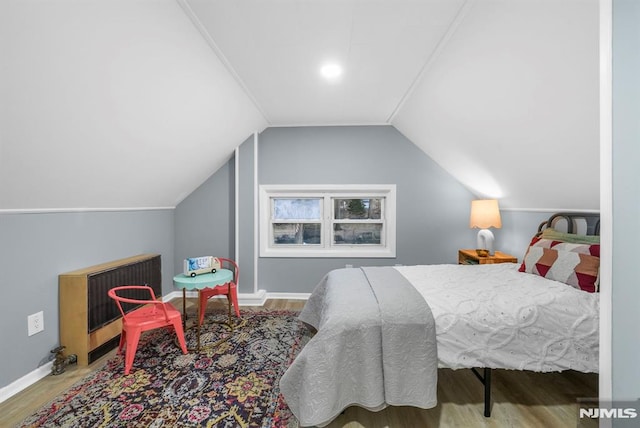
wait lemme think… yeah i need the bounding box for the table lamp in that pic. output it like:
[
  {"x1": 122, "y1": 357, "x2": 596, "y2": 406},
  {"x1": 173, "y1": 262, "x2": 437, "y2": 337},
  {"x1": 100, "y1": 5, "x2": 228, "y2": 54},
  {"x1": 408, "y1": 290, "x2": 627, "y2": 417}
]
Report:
[{"x1": 469, "y1": 199, "x2": 502, "y2": 256}]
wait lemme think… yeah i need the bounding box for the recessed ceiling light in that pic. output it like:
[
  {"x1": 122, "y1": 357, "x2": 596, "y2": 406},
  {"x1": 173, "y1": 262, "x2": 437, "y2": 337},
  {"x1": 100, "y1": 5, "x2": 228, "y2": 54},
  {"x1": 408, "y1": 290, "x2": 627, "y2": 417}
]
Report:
[{"x1": 320, "y1": 63, "x2": 343, "y2": 81}]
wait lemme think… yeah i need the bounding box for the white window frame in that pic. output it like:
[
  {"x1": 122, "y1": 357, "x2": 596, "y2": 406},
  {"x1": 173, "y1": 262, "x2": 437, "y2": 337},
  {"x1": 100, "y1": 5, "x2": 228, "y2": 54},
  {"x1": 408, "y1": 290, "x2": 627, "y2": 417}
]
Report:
[{"x1": 259, "y1": 184, "x2": 396, "y2": 258}]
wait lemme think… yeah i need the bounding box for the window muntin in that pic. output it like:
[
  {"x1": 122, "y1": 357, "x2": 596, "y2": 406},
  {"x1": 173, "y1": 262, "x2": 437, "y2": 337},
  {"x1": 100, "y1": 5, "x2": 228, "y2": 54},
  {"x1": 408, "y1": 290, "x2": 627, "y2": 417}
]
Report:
[{"x1": 260, "y1": 185, "x2": 396, "y2": 258}]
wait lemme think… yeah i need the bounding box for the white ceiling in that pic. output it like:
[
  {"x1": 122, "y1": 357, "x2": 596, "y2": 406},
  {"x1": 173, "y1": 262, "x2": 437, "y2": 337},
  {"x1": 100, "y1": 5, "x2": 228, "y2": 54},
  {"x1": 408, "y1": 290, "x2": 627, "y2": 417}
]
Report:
[
  {"x1": 182, "y1": 0, "x2": 600, "y2": 210},
  {"x1": 0, "y1": 0, "x2": 268, "y2": 210},
  {"x1": 393, "y1": 0, "x2": 600, "y2": 208},
  {"x1": 181, "y1": 0, "x2": 467, "y2": 126},
  {"x1": 0, "y1": 0, "x2": 600, "y2": 211}
]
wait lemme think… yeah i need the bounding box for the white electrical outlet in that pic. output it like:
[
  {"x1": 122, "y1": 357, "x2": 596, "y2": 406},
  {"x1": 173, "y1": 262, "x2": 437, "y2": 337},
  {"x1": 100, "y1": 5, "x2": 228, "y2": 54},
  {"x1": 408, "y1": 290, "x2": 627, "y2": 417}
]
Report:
[{"x1": 28, "y1": 311, "x2": 44, "y2": 336}]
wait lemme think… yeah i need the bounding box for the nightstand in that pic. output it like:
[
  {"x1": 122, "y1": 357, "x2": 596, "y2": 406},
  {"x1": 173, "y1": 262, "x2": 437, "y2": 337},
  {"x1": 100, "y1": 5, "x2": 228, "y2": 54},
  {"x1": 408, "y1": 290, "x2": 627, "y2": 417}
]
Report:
[{"x1": 458, "y1": 249, "x2": 518, "y2": 265}]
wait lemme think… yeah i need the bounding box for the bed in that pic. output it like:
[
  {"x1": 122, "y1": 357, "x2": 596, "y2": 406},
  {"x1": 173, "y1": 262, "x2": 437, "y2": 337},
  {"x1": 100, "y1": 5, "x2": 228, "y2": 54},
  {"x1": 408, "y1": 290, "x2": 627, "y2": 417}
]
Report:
[{"x1": 279, "y1": 212, "x2": 600, "y2": 427}]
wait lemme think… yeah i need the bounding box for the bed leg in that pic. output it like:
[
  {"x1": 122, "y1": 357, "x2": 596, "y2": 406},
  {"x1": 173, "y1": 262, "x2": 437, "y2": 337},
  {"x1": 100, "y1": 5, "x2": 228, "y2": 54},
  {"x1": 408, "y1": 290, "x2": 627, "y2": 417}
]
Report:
[
  {"x1": 483, "y1": 368, "x2": 491, "y2": 417},
  {"x1": 471, "y1": 367, "x2": 492, "y2": 417}
]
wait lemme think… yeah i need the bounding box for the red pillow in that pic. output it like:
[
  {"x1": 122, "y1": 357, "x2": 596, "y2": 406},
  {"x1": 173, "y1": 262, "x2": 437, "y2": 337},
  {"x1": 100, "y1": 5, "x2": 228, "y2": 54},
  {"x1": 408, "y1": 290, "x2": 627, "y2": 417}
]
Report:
[{"x1": 519, "y1": 237, "x2": 600, "y2": 292}]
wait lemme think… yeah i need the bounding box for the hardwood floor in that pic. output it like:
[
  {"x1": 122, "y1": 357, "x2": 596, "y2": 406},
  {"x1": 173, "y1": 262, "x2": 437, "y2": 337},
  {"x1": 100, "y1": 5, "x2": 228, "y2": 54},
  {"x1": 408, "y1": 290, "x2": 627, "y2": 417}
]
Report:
[
  {"x1": 326, "y1": 369, "x2": 597, "y2": 428},
  {"x1": 0, "y1": 298, "x2": 597, "y2": 427}
]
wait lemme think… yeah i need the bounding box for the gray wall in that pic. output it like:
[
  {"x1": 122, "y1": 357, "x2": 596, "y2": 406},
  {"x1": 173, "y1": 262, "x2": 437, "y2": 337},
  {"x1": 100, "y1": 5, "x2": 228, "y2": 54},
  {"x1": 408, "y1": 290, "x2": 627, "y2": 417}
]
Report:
[
  {"x1": 256, "y1": 126, "x2": 476, "y2": 292},
  {"x1": 613, "y1": 0, "x2": 640, "y2": 407},
  {"x1": 499, "y1": 210, "x2": 560, "y2": 261},
  {"x1": 255, "y1": 127, "x2": 567, "y2": 293},
  {"x1": 174, "y1": 126, "x2": 578, "y2": 296},
  {"x1": 174, "y1": 156, "x2": 236, "y2": 275},
  {"x1": 0, "y1": 209, "x2": 174, "y2": 388}
]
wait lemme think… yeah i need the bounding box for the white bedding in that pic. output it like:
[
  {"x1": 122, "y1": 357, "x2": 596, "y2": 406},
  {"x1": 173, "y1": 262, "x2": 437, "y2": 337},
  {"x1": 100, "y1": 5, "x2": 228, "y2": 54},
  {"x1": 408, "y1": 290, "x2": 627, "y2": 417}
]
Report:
[{"x1": 395, "y1": 263, "x2": 599, "y2": 372}]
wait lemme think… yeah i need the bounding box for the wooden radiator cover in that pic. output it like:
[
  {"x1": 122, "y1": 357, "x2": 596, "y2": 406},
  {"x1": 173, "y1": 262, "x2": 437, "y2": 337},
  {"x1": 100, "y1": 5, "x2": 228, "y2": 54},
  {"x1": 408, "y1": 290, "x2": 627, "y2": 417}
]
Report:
[{"x1": 59, "y1": 254, "x2": 161, "y2": 365}]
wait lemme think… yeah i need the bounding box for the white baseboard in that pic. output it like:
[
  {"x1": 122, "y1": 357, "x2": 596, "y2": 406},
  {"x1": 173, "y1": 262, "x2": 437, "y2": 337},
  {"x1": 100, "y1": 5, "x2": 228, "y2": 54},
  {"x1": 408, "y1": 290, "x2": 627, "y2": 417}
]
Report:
[
  {"x1": 238, "y1": 289, "x2": 268, "y2": 306},
  {"x1": 1, "y1": 291, "x2": 309, "y2": 404},
  {"x1": 0, "y1": 361, "x2": 52, "y2": 404},
  {"x1": 265, "y1": 292, "x2": 311, "y2": 301},
  {"x1": 163, "y1": 289, "x2": 309, "y2": 306}
]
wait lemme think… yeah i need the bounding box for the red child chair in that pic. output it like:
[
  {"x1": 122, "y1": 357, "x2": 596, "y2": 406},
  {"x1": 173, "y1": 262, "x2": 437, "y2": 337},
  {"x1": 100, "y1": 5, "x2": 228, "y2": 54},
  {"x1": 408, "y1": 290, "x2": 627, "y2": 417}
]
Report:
[
  {"x1": 198, "y1": 257, "x2": 240, "y2": 325},
  {"x1": 108, "y1": 285, "x2": 188, "y2": 375}
]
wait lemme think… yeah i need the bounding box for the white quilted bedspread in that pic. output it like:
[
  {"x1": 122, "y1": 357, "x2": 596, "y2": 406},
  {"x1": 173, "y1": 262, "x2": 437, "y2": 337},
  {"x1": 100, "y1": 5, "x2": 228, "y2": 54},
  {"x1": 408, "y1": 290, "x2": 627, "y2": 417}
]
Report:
[
  {"x1": 395, "y1": 263, "x2": 599, "y2": 372},
  {"x1": 280, "y1": 267, "x2": 438, "y2": 427}
]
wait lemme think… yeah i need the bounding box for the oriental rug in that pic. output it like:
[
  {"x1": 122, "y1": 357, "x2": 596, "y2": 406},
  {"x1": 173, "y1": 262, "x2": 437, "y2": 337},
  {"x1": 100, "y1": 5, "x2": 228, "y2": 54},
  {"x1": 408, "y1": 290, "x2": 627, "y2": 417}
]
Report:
[{"x1": 20, "y1": 310, "x2": 308, "y2": 428}]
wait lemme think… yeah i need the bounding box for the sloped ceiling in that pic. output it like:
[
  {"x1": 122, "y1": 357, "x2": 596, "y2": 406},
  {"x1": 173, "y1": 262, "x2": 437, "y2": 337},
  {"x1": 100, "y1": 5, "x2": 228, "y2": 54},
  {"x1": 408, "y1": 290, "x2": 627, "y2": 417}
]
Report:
[
  {"x1": 0, "y1": 0, "x2": 599, "y2": 211},
  {"x1": 393, "y1": 0, "x2": 600, "y2": 209},
  {"x1": 0, "y1": 0, "x2": 267, "y2": 210}
]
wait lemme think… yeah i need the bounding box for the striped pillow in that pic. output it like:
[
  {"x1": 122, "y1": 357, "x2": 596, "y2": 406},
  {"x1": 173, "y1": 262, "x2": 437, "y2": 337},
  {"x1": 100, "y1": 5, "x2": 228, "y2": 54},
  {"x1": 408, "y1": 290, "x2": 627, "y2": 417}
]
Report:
[
  {"x1": 519, "y1": 237, "x2": 600, "y2": 292},
  {"x1": 540, "y1": 227, "x2": 600, "y2": 245}
]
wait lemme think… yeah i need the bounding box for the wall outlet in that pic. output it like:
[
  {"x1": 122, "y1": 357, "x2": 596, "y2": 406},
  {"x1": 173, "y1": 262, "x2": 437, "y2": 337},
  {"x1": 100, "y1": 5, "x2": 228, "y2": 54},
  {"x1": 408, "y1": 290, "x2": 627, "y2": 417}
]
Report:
[{"x1": 28, "y1": 311, "x2": 44, "y2": 336}]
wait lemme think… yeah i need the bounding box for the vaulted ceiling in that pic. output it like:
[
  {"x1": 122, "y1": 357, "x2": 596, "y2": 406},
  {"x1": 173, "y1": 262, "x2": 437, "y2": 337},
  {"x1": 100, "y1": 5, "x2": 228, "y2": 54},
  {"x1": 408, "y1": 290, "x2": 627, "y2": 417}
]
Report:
[
  {"x1": 180, "y1": 0, "x2": 467, "y2": 125},
  {"x1": 0, "y1": 0, "x2": 599, "y2": 211}
]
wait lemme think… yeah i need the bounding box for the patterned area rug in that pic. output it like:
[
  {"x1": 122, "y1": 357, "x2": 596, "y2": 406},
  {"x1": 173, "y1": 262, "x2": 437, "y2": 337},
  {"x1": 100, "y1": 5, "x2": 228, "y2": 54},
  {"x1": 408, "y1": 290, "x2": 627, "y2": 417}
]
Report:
[{"x1": 20, "y1": 310, "x2": 308, "y2": 427}]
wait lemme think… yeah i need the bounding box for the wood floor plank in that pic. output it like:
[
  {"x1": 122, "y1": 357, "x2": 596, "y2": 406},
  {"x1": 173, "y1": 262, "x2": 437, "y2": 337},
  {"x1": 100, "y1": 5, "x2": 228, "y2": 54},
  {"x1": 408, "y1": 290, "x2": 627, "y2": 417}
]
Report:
[{"x1": 0, "y1": 299, "x2": 597, "y2": 427}]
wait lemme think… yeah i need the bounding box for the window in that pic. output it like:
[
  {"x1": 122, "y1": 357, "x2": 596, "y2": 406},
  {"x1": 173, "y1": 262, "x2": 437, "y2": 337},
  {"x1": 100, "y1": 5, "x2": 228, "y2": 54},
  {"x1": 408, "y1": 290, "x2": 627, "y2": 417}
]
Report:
[{"x1": 259, "y1": 185, "x2": 396, "y2": 258}]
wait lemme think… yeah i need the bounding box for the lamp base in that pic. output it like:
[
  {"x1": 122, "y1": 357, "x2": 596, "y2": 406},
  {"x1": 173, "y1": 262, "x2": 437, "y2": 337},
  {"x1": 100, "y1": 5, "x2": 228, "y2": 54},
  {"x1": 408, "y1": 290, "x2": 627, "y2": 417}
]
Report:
[{"x1": 476, "y1": 229, "x2": 495, "y2": 255}]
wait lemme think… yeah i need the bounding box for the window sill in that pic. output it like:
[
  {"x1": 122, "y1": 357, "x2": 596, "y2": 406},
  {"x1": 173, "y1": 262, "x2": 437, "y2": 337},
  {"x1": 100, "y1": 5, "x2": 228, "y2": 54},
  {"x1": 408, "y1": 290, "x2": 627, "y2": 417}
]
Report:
[{"x1": 260, "y1": 246, "x2": 396, "y2": 258}]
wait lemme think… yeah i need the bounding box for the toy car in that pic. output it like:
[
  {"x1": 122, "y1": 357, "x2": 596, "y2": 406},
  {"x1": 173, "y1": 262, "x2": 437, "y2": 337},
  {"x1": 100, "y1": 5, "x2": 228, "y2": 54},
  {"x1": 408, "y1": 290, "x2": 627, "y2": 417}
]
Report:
[{"x1": 183, "y1": 256, "x2": 221, "y2": 277}]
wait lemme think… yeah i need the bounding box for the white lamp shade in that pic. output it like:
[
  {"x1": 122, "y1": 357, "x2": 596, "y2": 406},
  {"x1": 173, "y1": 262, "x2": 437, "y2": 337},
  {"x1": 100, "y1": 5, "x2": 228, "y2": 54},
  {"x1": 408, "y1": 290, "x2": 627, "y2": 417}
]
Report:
[{"x1": 469, "y1": 199, "x2": 502, "y2": 229}]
